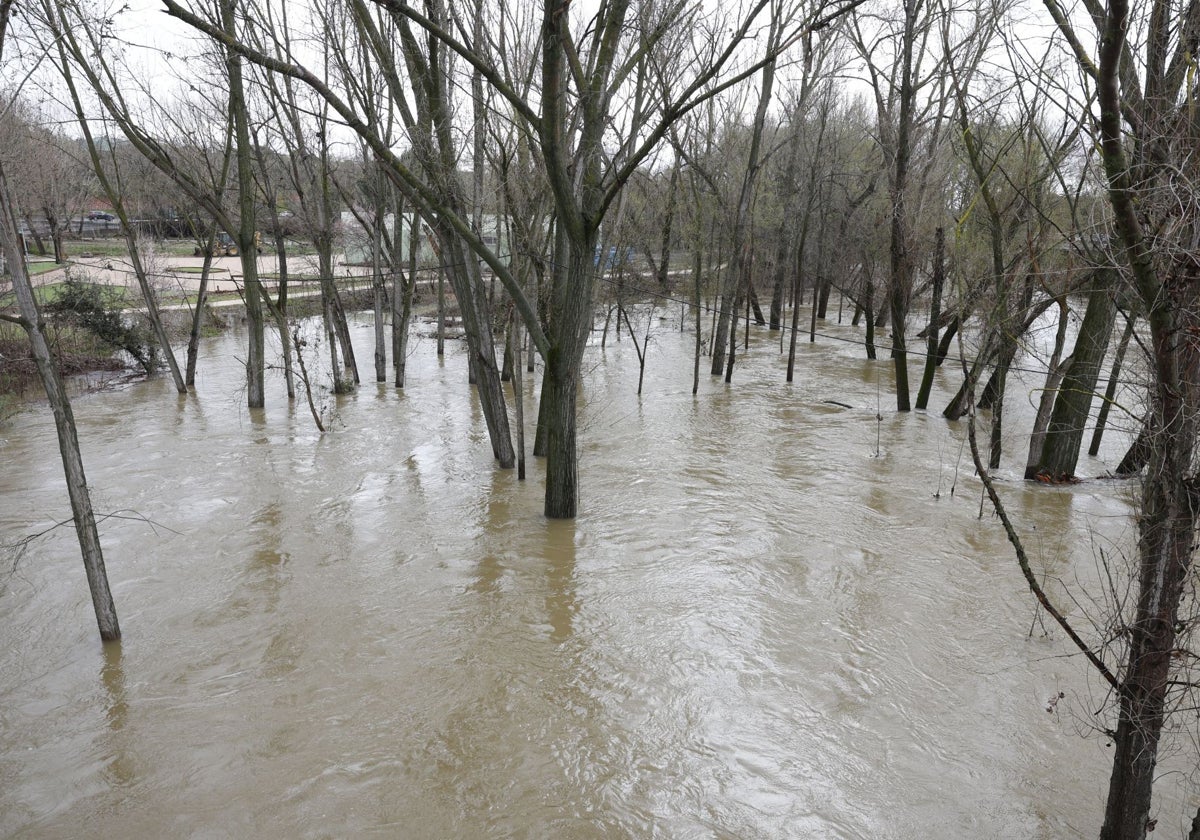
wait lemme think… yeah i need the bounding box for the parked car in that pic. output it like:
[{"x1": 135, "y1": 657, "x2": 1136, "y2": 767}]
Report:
[{"x1": 87, "y1": 211, "x2": 117, "y2": 222}]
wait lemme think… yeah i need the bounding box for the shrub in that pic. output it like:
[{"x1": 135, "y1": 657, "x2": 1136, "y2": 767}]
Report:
[{"x1": 45, "y1": 279, "x2": 157, "y2": 374}]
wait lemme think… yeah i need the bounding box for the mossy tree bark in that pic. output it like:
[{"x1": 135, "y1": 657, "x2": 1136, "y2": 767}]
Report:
[{"x1": 1025, "y1": 269, "x2": 1117, "y2": 479}]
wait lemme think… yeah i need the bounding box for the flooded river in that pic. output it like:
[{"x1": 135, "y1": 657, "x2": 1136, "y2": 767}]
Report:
[{"x1": 0, "y1": 310, "x2": 1189, "y2": 837}]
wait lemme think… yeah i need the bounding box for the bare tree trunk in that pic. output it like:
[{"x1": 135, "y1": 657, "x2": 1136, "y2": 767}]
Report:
[
  {"x1": 936, "y1": 316, "x2": 958, "y2": 364},
  {"x1": 436, "y1": 222, "x2": 514, "y2": 468},
  {"x1": 768, "y1": 239, "x2": 789, "y2": 332},
  {"x1": 723, "y1": 254, "x2": 746, "y2": 382},
  {"x1": 656, "y1": 161, "x2": 680, "y2": 288},
  {"x1": 223, "y1": 0, "x2": 265, "y2": 408},
  {"x1": 511, "y1": 311, "x2": 527, "y2": 481},
  {"x1": 501, "y1": 318, "x2": 515, "y2": 382},
  {"x1": 316, "y1": 242, "x2": 349, "y2": 394},
  {"x1": 1115, "y1": 418, "x2": 1152, "y2": 476},
  {"x1": 914, "y1": 227, "x2": 944, "y2": 410},
  {"x1": 0, "y1": 162, "x2": 120, "y2": 641},
  {"x1": 396, "y1": 209, "x2": 418, "y2": 387},
  {"x1": 372, "y1": 191, "x2": 387, "y2": 383},
  {"x1": 693, "y1": 248, "x2": 702, "y2": 395},
  {"x1": 786, "y1": 238, "x2": 805, "y2": 382},
  {"x1": 1025, "y1": 299, "x2": 1071, "y2": 476},
  {"x1": 709, "y1": 30, "x2": 774, "y2": 374},
  {"x1": 712, "y1": 41, "x2": 777, "y2": 378},
  {"x1": 1027, "y1": 269, "x2": 1118, "y2": 479},
  {"x1": 863, "y1": 272, "x2": 877, "y2": 360},
  {"x1": 882, "y1": 0, "x2": 925, "y2": 413},
  {"x1": 396, "y1": 201, "x2": 410, "y2": 388},
  {"x1": 270, "y1": 227, "x2": 295, "y2": 399},
  {"x1": 436, "y1": 256, "x2": 446, "y2": 357},
  {"x1": 22, "y1": 213, "x2": 46, "y2": 256},
  {"x1": 185, "y1": 239, "x2": 215, "y2": 388},
  {"x1": 317, "y1": 122, "x2": 358, "y2": 389},
  {"x1": 47, "y1": 210, "x2": 66, "y2": 264},
  {"x1": 1089, "y1": 313, "x2": 1135, "y2": 456},
  {"x1": 539, "y1": 229, "x2": 599, "y2": 517}
]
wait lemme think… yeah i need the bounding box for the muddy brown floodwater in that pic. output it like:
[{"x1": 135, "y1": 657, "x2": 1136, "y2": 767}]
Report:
[{"x1": 0, "y1": 309, "x2": 1191, "y2": 837}]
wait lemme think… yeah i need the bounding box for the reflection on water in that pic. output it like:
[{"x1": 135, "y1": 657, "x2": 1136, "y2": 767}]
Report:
[
  {"x1": 101, "y1": 642, "x2": 127, "y2": 733},
  {"x1": 545, "y1": 522, "x2": 579, "y2": 644},
  {"x1": 99, "y1": 642, "x2": 136, "y2": 788},
  {"x1": 0, "y1": 311, "x2": 1180, "y2": 837}
]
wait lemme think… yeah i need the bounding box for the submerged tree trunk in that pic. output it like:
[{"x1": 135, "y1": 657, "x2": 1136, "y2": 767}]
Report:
[
  {"x1": 768, "y1": 241, "x2": 789, "y2": 332},
  {"x1": 316, "y1": 242, "x2": 349, "y2": 394},
  {"x1": 0, "y1": 163, "x2": 120, "y2": 641},
  {"x1": 436, "y1": 256, "x2": 446, "y2": 357},
  {"x1": 538, "y1": 231, "x2": 600, "y2": 518},
  {"x1": 540, "y1": 368, "x2": 579, "y2": 517},
  {"x1": 936, "y1": 316, "x2": 958, "y2": 365},
  {"x1": 863, "y1": 273, "x2": 877, "y2": 360},
  {"x1": 655, "y1": 161, "x2": 680, "y2": 288},
  {"x1": 511, "y1": 311, "x2": 527, "y2": 481},
  {"x1": 116, "y1": 244, "x2": 180, "y2": 385},
  {"x1": 395, "y1": 209, "x2": 419, "y2": 388},
  {"x1": 1115, "y1": 418, "x2": 1152, "y2": 476},
  {"x1": 988, "y1": 363, "x2": 1008, "y2": 469},
  {"x1": 270, "y1": 227, "x2": 295, "y2": 399},
  {"x1": 436, "y1": 221, "x2": 515, "y2": 468},
  {"x1": 1089, "y1": 313, "x2": 1136, "y2": 457},
  {"x1": 786, "y1": 239, "x2": 805, "y2": 382},
  {"x1": 372, "y1": 195, "x2": 387, "y2": 383},
  {"x1": 944, "y1": 348, "x2": 987, "y2": 421},
  {"x1": 1025, "y1": 298, "x2": 1071, "y2": 476},
  {"x1": 223, "y1": 0, "x2": 265, "y2": 408},
  {"x1": 321, "y1": 240, "x2": 359, "y2": 391},
  {"x1": 693, "y1": 248, "x2": 702, "y2": 394},
  {"x1": 186, "y1": 230, "x2": 217, "y2": 387},
  {"x1": 1027, "y1": 270, "x2": 1118, "y2": 479},
  {"x1": 914, "y1": 227, "x2": 944, "y2": 410}
]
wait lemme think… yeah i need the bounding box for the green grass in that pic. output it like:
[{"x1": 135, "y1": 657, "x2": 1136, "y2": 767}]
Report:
[
  {"x1": 27, "y1": 261, "x2": 66, "y2": 277},
  {"x1": 172, "y1": 265, "x2": 230, "y2": 274},
  {"x1": 205, "y1": 290, "x2": 245, "y2": 303},
  {"x1": 0, "y1": 261, "x2": 71, "y2": 281},
  {"x1": 260, "y1": 273, "x2": 324, "y2": 282},
  {"x1": 160, "y1": 288, "x2": 243, "y2": 304},
  {"x1": 63, "y1": 238, "x2": 248, "y2": 259},
  {"x1": 62, "y1": 240, "x2": 131, "y2": 258},
  {"x1": 0, "y1": 281, "x2": 132, "y2": 309}
]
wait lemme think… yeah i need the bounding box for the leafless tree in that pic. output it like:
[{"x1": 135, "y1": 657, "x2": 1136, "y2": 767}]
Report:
[{"x1": 0, "y1": 3, "x2": 120, "y2": 641}]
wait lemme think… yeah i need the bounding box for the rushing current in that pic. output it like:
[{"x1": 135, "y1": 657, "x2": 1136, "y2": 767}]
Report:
[{"x1": 0, "y1": 306, "x2": 1187, "y2": 838}]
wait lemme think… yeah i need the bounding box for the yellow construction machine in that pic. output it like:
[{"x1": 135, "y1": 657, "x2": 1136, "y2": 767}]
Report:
[{"x1": 194, "y1": 231, "x2": 262, "y2": 257}]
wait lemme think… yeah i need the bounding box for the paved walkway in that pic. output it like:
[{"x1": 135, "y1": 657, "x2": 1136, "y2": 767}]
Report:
[{"x1": 28, "y1": 252, "x2": 374, "y2": 295}]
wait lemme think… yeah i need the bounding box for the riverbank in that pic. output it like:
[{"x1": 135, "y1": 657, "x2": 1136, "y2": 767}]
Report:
[
  {"x1": 2, "y1": 238, "x2": 460, "y2": 395},
  {"x1": 0, "y1": 280, "x2": 451, "y2": 402}
]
